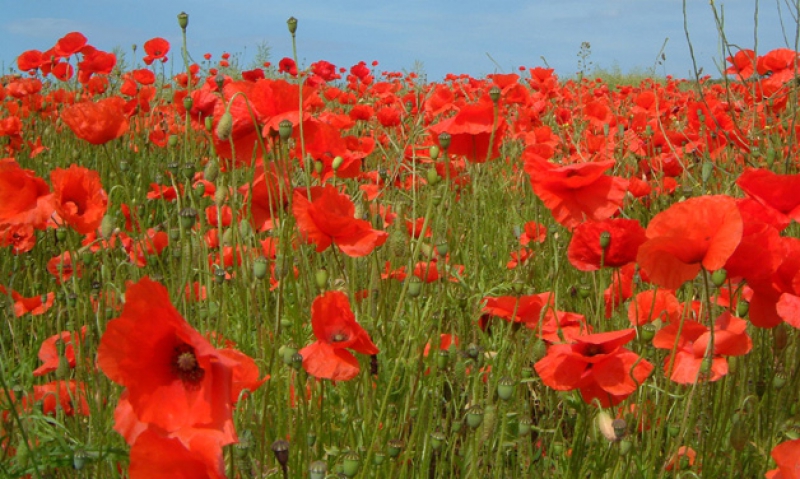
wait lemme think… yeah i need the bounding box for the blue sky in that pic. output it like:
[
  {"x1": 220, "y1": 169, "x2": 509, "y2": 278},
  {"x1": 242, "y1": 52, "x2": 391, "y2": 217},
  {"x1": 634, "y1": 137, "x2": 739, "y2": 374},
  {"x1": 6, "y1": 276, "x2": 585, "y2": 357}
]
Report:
[{"x1": 0, "y1": 1, "x2": 791, "y2": 81}]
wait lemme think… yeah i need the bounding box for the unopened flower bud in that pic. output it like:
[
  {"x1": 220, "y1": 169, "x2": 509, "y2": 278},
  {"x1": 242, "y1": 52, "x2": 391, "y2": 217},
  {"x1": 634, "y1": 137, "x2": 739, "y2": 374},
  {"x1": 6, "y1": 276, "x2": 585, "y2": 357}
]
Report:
[
  {"x1": 203, "y1": 159, "x2": 219, "y2": 182},
  {"x1": 332, "y1": 156, "x2": 344, "y2": 171},
  {"x1": 100, "y1": 214, "x2": 116, "y2": 239},
  {"x1": 315, "y1": 269, "x2": 328, "y2": 289},
  {"x1": 429, "y1": 145, "x2": 440, "y2": 160},
  {"x1": 711, "y1": 268, "x2": 727, "y2": 287},
  {"x1": 216, "y1": 111, "x2": 233, "y2": 141}
]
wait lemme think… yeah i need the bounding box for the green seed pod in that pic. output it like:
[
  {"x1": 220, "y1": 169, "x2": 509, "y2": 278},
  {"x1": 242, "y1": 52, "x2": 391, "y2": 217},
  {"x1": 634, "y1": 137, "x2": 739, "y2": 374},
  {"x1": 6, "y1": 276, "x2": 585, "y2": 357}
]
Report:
[
  {"x1": 179, "y1": 208, "x2": 197, "y2": 229},
  {"x1": 183, "y1": 96, "x2": 193, "y2": 112},
  {"x1": 177, "y1": 12, "x2": 189, "y2": 30},
  {"x1": 489, "y1": 85, "x2": 501, "y2": 103},
  {"x1": 599, "y1": 231, "x2": 611, "y2": 249},
  {"x1": 426, "y1": 167, "x2": 440, "y2": 185},
  {"x1": 619, "y1": 439, "x2": 632, "y2": 456},
  {"x1": 430, "y1": 431, "x2": 445, "y2": 451},
  {"x1": 640, "y1": 324, "x2": 657, "y2": 342},
  {"x1": 518, "y1": 417, "x2": 532, "y2": 436},
  {"x1": 438, "y1": 132, "x2": 451, "y2": 150},
  {"x1": 281, "y1": 343, "x2": 298, "y2": 365},
  {"x1": 466, "y1": 405, "x2": 484, "y2": 429},
  {"x1": 436, "y1": 350, "x2": 449, "y2": 370},
  {"x1": 309, "y1": 460, "x2": 327, "y2": 479},
  {"x1": 56, "y1": 228, "x2": 67, "y2": 242},
  {"x1": 497, "y1": 377, "x2": 515, "y2": 401},
  {"x1": 531, "y1": 339, "x2": 548, "y2": 362},
  {"x1": 387, "y1": 439, "x2": 403, "y2": 458},
  {"x1": 271, "y1": 439, "x2": 290, "y2": 468},
  {"x1": 341, "y1": 451, "x2": 360, "y2": 478},
  {"x1": 287, "y1": 16, "x2": 298, "y2": 35},
  {"x1": 279, "y1": 119, "x2": 293, "y2": 141},
  {"x1": 332, "y1": 156, "x2": 344, "y2": 171},
  {"x1": 372, "y1": 452, "x2": 386, "y2": 466},
  {"x1": 168, "y1": 135, "x2": 179, "y2": 148},
  {"x1": 182, "y1": 162, "x2": 196, "y2": 179},
  {"x1": 194, "y1": 182, "x2": 206, "y2": 196},
  {"x1": 306, "y1": 432, "x2": 316, "y2": 447},
  {"x1": 204, "y1": 116, "x2": 213, "y2": 132}
]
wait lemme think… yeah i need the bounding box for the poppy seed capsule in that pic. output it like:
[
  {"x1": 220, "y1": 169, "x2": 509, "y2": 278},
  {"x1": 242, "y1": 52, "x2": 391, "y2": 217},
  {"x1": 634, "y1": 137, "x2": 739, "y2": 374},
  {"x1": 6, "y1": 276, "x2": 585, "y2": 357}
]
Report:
[
  {"x1": 271, "y1": 439, "x2": 290, "y2": 468},
  {"x1": 177, "y1": 12, "x2": 189, "y2": 30},
  {"x1": 387, "y1": 439, "x2": 404, "y2": 458},
  {"x1": 489, "y1": 85, "x2": 501, "y2": 103},
  {"x1": 279, "y1": 119, "x2": 293, "y2": 140},
  {"x1": 430, "y1": 431, "x2": 445, "y2": 450},
  {"x1": 429, "y1": 145, "x2": 440, "y2": 160},
  {"x1": 332, "y1": 156, "x2": 344, "y2": 171},
  {"x1": 179, "y1": 208, "x2": 197, "y2": 229},
  {"x1": 438, "y1": 132, "x2": 451, "y2": 150},
  {"x1": 309, "y1": 461, "x2": 327, "y2": 479},
  {"x1": 287, "y1": 17, "x2": 298, "y2": 35},
  {"x1": 341, "y1": 451, "x2": 360, "y2": 478},
  {"x1": 253, "y1": 256, "x2": 269, "y2": 280},
  {"x1": 466, "y1": 405, "x2": 484, "y2": 429},
  {"x1": 599, "y1": 231, "x2": 611, "y2": 249},
  {"x1": 204, "y1": 116, "x2": 213, "y2": 132},
  {"x1": 183, "y1": 96, "x2": 193, "y2": 112},
  {"x1": 497, "y1": 377, "x2": 515, "y2": 401},
  {"x1": 315, "y1": 269, "x2": 328, "y2": 289},
  {"x1": 216, "y1": 112, "x2": 233, "y2": 140}
]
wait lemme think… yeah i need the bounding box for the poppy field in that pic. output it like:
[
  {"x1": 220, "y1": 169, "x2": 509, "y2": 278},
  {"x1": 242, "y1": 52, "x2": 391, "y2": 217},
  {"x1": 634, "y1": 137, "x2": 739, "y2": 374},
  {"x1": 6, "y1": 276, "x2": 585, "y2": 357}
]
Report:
[{"x1": 2, "y1": 12, "x2": 800, "y2": 479}]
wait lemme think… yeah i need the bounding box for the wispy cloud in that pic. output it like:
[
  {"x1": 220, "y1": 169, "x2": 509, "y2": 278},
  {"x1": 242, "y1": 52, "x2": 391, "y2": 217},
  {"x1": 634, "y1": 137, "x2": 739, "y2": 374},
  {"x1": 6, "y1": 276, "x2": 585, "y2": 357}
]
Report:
[{"x1": 4, "y1": 18, "x2": 88, "y2": 38}]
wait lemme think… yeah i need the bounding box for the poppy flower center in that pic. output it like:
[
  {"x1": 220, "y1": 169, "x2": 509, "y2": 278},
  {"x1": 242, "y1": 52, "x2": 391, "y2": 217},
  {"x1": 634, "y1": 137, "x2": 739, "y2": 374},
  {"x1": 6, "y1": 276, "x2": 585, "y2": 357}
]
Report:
[
  {"x1": 584, "y1": 344, "x2": 605, "y2": 357},
  {"x1": 331, "y1": 332, "x2": 349, "y2": 343},
  {"x1": 172, "y1": 343, "x2": 204, "y2": 386}
]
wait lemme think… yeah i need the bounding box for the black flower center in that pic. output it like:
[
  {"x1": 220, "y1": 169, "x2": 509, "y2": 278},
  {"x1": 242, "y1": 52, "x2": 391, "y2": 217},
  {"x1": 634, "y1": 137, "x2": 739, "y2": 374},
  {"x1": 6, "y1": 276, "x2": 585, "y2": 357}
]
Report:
[{"x1": 172, "y1": 343, "x2": 204, "y2": 386}]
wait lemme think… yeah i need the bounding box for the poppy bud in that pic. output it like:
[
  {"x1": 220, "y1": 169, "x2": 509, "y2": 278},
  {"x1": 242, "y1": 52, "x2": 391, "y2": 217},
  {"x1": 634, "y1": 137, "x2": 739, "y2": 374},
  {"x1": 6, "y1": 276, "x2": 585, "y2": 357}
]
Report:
[
  {"x1": 466, "y1": 405, "x2": 484, "y2": 429},
  {"x1": 309, "y1": 460, "x2": 327, "y2": 479},
  {"x1": 183, "y1": 96, "x2": 193, "y2": 112},
  {"x1": 315, "y1": 269, "x2": 328, "y2": 289},
  {"x1": 100, "y1": 214, "x2": 116, "y2": 239},
  {"x1": 497, "y1": 377, "x2": 515, "y2": 401},
  {"x1": 203, "y1": 159, "x2": 219, "y2": 182},
  {"x1": 438, "y1": 132, "x2": 451, "y2": 150},
  {"x1": 177, "y1": 11, "x2": 189, "y2": 30},
  {"x1": 489, "y1": 85, "x2": 501, "y2": 103},
  {"x1": 429, "y1": 145, "x2": 440, "y2": 160},
  {"x1": 179, "y1": 208, "x2": 197, "y2": 229},
  {"x1": 619, "y1": 439, "x2": 632, "y2": 455},
  {"x1": 387, "y1": 439, "x2": 404, "y2": 458},
  {"x1": 287, "y1": 17, "x2": 298, "y2": 35},
  {"x1": 341, "y1": 451, "x2": 360, "y2": 478},
  {"x1": 711, "y1": 268, "x2": 727, "y2": 287},
  {"x1": 204, "y1": 116, "x2": 213, "y2": 132},
  {"x1": 56, "y1": 228, "x2": 67, "y2": 242},
  {"x1": 216, "y1": 111, "x2": 233, "y2": 141},
  {"x1": 407, "y1": 278, "x2": 422, "y2": 298},
  {"x1": 332, "y1": 156, "x2": 344, "y2": 171},
  {"x1": 736, "y1": 300, "x2": 749, "y2": 317},
  {"x1": 253, "y1": 256, "x2": 269, "y2": 280},
  {"x1": 597, "y1": 410, "x2": 616, "y2": 441},
  {"x1": 599, "y1": 231, "x2": 611, "y2": 249},
  {"x1": 279, "y1": 119, "x2": 293, "y2": 141},
  {"x1": 426, "y1": 167, "x2": 440, "y2": 185},
  {"x1": 81, "y1": 250, "x2": 93, "y2": 266},
  {"x1": 314, "y1": 160, "x2": 324, "y2": 174},
  {"x1": 436, "y1": 350, "x2": 449, "y2": 370},
  {"x1": 701, "y1": 161, "x2": 714, "y2": 183},
  {"x1": 280, "y1": 343, "x2": 298, "y2": 365},
  {"x1": 552, "y1": 442, "x2": 565, "y2": 456},
  {"x1": 214, "y1": 186, "x2": 227, "y2": 207},
  {"x1": 531, "y1": 340, "x2": 547, "y2": 362}
]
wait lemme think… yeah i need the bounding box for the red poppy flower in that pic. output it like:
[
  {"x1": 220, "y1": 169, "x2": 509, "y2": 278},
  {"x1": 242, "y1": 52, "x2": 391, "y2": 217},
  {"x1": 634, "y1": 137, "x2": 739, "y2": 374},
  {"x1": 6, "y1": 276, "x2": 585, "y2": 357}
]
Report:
[
  {"x1": 128, "y1": 428, "x2": 225, "y2": 479},
  {"x1": 0, "y1": 158, "x2": 54, "y2": 231},
  {"x1": 97, "y1": 277, "x2": 240, "y2": 442},
  {"x1": 737, "y1": 168, "x2": 800, "y2": 225},
  {"x1": 47, "y1": 251, "x2": 82, "y2": 283},
  {"x1": 17, "y1": 49, "x2": 43, "y2": 72},
  {"x1": 525, "y1": 158, "x2": 628, "y2": 229},
  {"x1": 299, "y1": 291, "x2": 379, "y2": 381},
  {"x1": 627, "y1": 290, "x2": 681, "y2": 326},
  {"x1": 568, "y1": 218, "x2": 646, "y2": 271},
  {"x1": 31, "y1": 380, "x2": 90, "y2": 416},
  {"x1": 534, "y1": 328, "x2": 652, "y2": 407},
  {"x1": 278, "y1": 57, "x2": 298, "y2": 76},
  {"x1": 519, "y1": 221, "x2": 547, "y2": 245},
  {"x1": 766, "y1": 438, "x2": 800, "y2": 479},
  {"x1": 652, "y1": 312, "x2": 751, "y2": 384},
  {"x1": 292, "y1": 186, "x2": 388, "y2": 257},
  {"x1": 33, "y1": 326, "x2": 86, "y2": 376},
  {"x1": 61, "y1": 96, "x2": 129, "y2": 145},
  {"x1": 725, "y1": 49, "x2": 756, "y2": 80},
  {"x1": 482, "y1": 294, "x2": 545, "y2": 326},
  {"x1": 428, "y1": 100, "x2": 506, "y2": 163},
  {"x1": 605, "y1": 263, "x2": 636, "y2": 318},
  {"x1": 12, "y1": 290, "x2": 55, "y2": 317},
  {"x1": 143, "y1": 37, "x2": 170, "y2": 65},
  {"x1": 50, "y1": 165, "x2": 107, "y2": 235},
  {"x1": 637, "y1": 195, "x2": 743, "y2": 290},
  {"x1": 55, "y1": 32, "x2": 88, "y2": 57}
]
